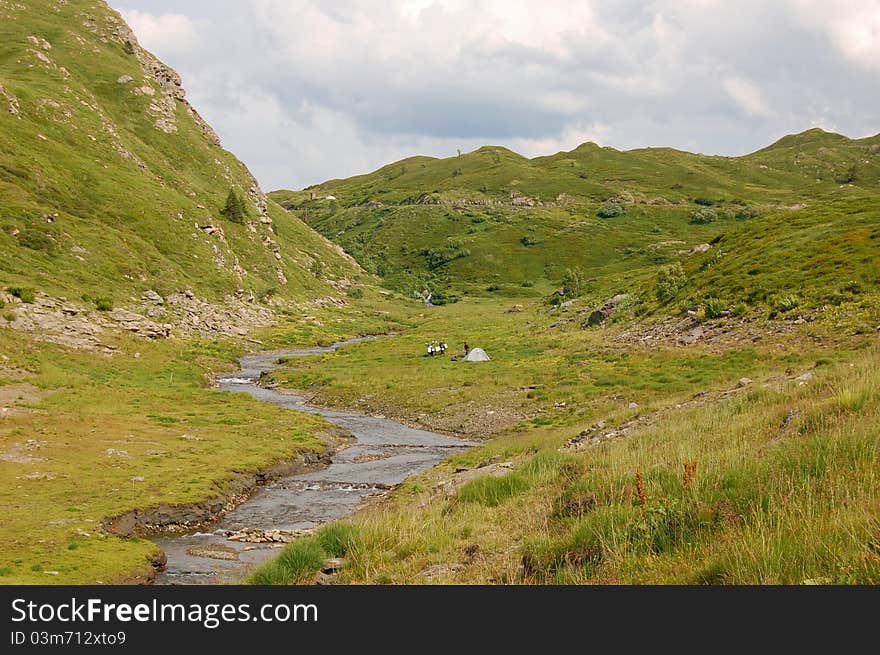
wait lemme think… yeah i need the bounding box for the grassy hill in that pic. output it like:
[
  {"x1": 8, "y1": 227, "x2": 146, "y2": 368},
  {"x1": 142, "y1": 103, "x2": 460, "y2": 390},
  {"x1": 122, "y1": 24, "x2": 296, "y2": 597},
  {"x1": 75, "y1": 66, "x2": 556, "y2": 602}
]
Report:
[
  {"x1": 0, "y1": 0, "x2": 360, "y2": 307},
  {"x1": 271, "y1": 129, "x2": 880, "y2": 311}
]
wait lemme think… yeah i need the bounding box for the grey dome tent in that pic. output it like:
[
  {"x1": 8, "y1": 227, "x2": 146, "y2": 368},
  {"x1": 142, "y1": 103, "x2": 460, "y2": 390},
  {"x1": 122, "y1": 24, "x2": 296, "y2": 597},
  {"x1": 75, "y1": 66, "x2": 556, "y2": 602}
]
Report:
[{"x1": 464, "y1": 347, "x2": 490, "y2": 362}]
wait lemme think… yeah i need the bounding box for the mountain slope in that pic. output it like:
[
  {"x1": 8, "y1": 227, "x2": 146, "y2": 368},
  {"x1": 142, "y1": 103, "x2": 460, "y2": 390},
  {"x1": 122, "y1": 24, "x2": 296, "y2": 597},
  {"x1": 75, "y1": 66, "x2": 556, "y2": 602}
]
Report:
[
  {"x1": 0, "y1": 0, "x2": 360, "y2": 306},
  {"x1": 271, "y1": 130, "x2": 880, "y2": 307}
]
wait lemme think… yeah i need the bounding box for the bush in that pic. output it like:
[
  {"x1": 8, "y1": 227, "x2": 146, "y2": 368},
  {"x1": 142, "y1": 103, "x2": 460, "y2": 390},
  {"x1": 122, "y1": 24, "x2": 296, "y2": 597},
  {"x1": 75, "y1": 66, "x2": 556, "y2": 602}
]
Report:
[
  {"x1": 94, "y1": 297, "x2": 114, "y2": 312},
  {"x1": 220, "y1": 188, "x2": 248, "y2": 224},
  {"x1": 775, "y1": 294, "x2": 800, "y2": 314},
  {"x1": 691, "y1": 208, "x2": 717, "y2": 224},
  {"x1": 735, "y1": 205, "x2": 761, "y2": 220},
  {"x1": 3, "y1": 311, "x2": 15, "y2": 322},
  {"x1": 520, "y1": 280, "x2": 534, "y2": 288},
  {"x1": 703, "y1": 297, "x2": 726, "y2": 319},
  {"x1": 346, "y1": 287, "x2": 364, "y2": 300},
  {"x1": 561, "y1": 267, "x2": 586, "y2": 299},
  {"x1": 9, "y1": 287, "x2": 35, "y2": 303},
  {"x1": 19, "y1": 229, "x2": 55, "y2": 252},
  {"x1": 693, "y1": 197, "x2": 716, "y2": 206},
  {"x1": 520, "y1": 235, "x2": 538, "y2": 246},
  {"x1": 655, "y1": 263, "x2": 686, "y2": 302},
  {"x1": 597, "y1": 201, "x2": 625, "y2": 218},
  {"x1": 421, "y1": 240, "x2": 470, "y2": 270}
]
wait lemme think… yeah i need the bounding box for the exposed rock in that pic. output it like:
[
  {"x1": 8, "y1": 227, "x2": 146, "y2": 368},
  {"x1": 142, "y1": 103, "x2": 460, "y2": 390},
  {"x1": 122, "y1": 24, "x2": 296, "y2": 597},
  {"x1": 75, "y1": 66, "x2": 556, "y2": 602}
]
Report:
[
  {"x1": 628, "y1": 402, "x2": 639, "y2": 410},
  {"x1": 417, "y1": 563, "x2": 465, "y2": 578},
  {"x1": 506, "y1": 304, "x2": 524, "y2": 313},
  {"x1": 432, "y1": 461, "x2": 514, "y2": 498},
  {"x1": 796, "y1": 371, "x2": 815, "y2": 384},
  {"x1": 678, "y1": 325, "x2": 705, "y2": 345},
  {"x1": 187, "y1": 544, "x2": 239, "y2": 561},
  {"x1": 689, "y1": 243, "x2": 711, "y2": 255},
  {"x1": 108, "y1": 308, "x2": 172, "y2": 339},
  {"x1": 0, "y1": 81, "x2": 21, "y2": 116},
  {"x1": 116, "y1": 74, "x2": 133, "y2": 84},
  {"x1": 588, "y1": 293, "x2": 629, "y2": 326},
  {"x1": 141, "y1": 289, "x2": 164, "y2": 305},
  {"x1": 738, "y1": 377, "x2": 753, "y2": 387},
  {"x1": 322, "y1": 557, "x2": 346, "y2": 573},
  {"x1": 226, "y1": 528, "x2": 314, "y2": 544}
]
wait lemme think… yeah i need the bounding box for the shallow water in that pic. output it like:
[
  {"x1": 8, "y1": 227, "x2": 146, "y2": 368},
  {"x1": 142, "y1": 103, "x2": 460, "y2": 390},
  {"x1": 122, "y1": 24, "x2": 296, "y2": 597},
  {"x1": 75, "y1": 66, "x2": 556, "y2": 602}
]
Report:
[{"x1": 155, "y1": 337, "x2": 471, "y2": 584}]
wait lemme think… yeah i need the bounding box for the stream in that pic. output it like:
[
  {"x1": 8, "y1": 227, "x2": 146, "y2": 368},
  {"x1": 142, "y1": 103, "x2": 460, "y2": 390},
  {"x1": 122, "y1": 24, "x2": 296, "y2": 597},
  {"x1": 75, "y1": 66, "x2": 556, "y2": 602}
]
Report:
[{"x1": 154, "y1": 337, "x2": 472, "y2": 584}]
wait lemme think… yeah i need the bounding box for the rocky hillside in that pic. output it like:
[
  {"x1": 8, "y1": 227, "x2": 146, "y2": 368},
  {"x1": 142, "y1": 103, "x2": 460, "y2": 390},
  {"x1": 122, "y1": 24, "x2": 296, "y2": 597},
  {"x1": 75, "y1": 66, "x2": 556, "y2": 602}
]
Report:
[
  {"x1": 0, "y1": 0, "x2": 362, "y2": 319},
  {"x1": 271, "y1": 129, "x2": 880, "y2": 311}
]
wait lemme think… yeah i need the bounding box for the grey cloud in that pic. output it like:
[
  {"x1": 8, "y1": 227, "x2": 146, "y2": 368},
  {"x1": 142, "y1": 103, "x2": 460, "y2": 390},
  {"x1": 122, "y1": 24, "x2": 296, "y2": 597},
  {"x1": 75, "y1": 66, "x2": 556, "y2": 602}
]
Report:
[{"x1": 114, "y1": 1, "x2": 880, "y2": 189}]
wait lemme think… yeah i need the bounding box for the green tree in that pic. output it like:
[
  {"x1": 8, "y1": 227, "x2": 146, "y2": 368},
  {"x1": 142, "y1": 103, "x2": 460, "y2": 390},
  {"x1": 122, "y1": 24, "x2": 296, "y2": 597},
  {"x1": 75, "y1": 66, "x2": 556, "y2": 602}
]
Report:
[
  {"x1": 562, "y1": 267, "x2": 586, "y2": 298},
  {"x1": 655, "y1": 262, "x2": 687, "y2": 302},
  {"x1": 221, "y1": 188, "x2": 248, "y2": 224}
]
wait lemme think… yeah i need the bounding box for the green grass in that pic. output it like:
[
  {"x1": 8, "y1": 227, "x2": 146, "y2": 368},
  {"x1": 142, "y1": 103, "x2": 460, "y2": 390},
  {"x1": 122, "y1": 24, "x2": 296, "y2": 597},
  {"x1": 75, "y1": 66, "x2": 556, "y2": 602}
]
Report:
[
  {"x1": 271, "y1": 128, "x2": 880, "y2": 309},
  {"x1": 0, "y1": 0, "x2": 360, "y2": 304},
  {"x1": 288, "y1": 346, "x2": 880, "y2": 585},
  {"x1": 0, "y1": 327, "x2": 337, "y2": 584},
  {"x1": 249, "y1": 523, "x2": 361, "y2": 584}
]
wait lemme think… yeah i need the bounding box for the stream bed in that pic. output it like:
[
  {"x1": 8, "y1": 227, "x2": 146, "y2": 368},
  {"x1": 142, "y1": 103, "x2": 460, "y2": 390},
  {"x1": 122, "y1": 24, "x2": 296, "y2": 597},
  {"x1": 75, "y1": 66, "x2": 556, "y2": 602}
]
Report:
[{"x1": 154, "y1": 337, "x2": 472, "y2": 584}]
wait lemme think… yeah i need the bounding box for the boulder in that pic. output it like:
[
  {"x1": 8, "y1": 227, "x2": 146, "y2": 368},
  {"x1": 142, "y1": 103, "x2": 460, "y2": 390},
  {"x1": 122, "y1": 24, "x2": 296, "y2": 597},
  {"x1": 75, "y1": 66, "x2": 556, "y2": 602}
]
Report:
[{"x1": 587, "y1": 293, "x2": 629, "y2": 326}]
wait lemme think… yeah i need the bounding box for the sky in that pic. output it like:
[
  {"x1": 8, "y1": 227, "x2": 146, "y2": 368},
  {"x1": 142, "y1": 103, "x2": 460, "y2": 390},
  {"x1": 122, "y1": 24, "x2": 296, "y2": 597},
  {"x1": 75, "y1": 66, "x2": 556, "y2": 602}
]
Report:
[{"x1": 113, "y1": 1, "x2": 880, "y2": 191}]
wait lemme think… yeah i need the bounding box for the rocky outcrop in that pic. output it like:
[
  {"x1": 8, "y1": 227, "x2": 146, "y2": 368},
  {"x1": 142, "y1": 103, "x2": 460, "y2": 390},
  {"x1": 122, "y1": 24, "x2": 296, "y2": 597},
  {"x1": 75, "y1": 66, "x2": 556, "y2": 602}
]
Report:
[
  {"x1": 111, "y1": 15, "x2": 221, "y2": 145},
  {"x1": 0, "y1": 80, "x2": 20, "y2": 116},
  {"x1": 587, "y1": 294, "x2": 629, "y2": 326}
]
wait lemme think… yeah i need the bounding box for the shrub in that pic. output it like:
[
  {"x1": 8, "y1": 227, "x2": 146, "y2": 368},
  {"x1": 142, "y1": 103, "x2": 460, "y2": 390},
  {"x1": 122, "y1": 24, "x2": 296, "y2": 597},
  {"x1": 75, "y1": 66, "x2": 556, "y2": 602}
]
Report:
[
  {"x1": 693, "y1": 197, "x2": 716, "y2": 206},
  {"x1": 310, "y1": 258, "x2": 324, "y2": 278},
  {"x1": 597, "y1": 201, "x2": 625, "y2": 218},
  {"x1": 19, "y1": 229, "x2": 55, "y2": 252},
  {"x1": 691, "y1": 208, "x2": 717, "y2": 224},
  {"x1": 561, "y1": 267, "x2": 586, "y2": 299},
  {"x1": 655, "y1": 263, "x2": 686, "y2": 302},
  {"x1": 775, "y1": 294, "x2": 800, "y2": 314},
  {"x1": 9, "y1": 287, "x2": 35, "y2": 303},
  {"x1": 421, "y1": 240, "x2": 470, "y2": 270},
  {"x1": 703, "y1": 297, "x2": 726, "y2": 319},
  {"x1": 520, "y1": 280, "x2": 534, "y2": 288},
  {"x1": 735, "y1": 205, "x2": 761, "y2": 220},
  {"x1": 3, "y1": 311, "x2": 15, "y2": 322},
  {"x1": 346, "y1": 287, "x2": 364, "y2": 300},
  {"x1": 520, "y1": 235, "x2": 538, "y2": 246},
  {"x1": 94, "y1": 297, "x2": 114, "y2": 312},
  {"x1": 220, "y1": 187, "x2": 248, "y2": 224},
  {"x1": 0, "y1": 298, "x2": 4, "y2": 309}
]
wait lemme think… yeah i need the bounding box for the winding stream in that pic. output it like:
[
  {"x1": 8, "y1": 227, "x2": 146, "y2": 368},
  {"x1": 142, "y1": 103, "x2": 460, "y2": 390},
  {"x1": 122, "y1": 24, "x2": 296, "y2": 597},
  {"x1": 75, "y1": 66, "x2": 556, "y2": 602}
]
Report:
[{"x1": 155, "y1": 337, "x2": 472, "y2": 584}]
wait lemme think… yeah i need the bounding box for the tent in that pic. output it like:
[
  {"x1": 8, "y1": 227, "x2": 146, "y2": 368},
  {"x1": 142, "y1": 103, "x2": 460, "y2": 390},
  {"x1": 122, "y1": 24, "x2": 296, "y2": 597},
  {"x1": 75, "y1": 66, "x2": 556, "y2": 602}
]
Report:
[{"x1": 464, "y1": 347, "x2": 491, "y2": 362}]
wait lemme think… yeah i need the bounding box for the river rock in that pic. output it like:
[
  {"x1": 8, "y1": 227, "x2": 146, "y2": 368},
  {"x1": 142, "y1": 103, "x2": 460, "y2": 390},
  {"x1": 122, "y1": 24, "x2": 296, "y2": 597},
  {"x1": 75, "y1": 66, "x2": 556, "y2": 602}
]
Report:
[{"x1": 187, "y1": 544, "x2": 239, "y2": 561}]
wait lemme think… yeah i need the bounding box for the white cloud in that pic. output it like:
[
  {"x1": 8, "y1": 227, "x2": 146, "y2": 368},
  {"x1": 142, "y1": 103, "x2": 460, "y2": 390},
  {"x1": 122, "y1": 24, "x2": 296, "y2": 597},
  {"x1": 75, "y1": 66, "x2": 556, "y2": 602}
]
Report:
[
  {"x1": 787, "y1": 0, "x2": 880, "y2": 70},
  {"x1": 724, "y1": 76, "x2": 773, "y2": 118},
  {"x1": 109, "y1": 1, "x2": 880, "y2": 189},
  {"x1": 119, "y1": 9, "x2": 200, "y2": 56}
]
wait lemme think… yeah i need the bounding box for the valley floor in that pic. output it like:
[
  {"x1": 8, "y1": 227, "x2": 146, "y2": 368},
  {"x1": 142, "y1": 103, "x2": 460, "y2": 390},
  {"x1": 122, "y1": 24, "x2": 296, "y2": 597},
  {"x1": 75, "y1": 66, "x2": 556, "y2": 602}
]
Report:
[
  {"x1": 249, "y1": 297, "x2": 880, "y2": 584},
  {"x1": 1, "y1": 292, "x2": 877, "y2": 584}
]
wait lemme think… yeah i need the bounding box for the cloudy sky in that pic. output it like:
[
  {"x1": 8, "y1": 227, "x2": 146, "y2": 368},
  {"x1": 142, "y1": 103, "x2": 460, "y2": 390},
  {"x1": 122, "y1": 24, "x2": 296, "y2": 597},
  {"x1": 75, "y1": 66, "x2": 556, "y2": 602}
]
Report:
[{"x1": 113, "y1": 1, "x2": 880, "y2": 190}]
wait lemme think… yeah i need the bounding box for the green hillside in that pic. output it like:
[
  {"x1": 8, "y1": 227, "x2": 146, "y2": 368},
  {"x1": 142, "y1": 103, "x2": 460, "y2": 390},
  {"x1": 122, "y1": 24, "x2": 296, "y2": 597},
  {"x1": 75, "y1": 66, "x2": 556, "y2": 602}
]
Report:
[
  {"x1": 271, "y1": 129, "x2": 880, "y2": 309},
  {"x1": 0, "y1": 0, "x2": 359, "y2": 306}
]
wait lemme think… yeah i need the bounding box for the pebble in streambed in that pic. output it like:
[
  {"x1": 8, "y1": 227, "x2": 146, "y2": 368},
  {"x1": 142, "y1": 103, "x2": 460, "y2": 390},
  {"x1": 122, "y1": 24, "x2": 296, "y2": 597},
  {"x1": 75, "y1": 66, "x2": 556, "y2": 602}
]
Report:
[{"x1": 155, "y1": 337, "x2": 473, "y2": 585}]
